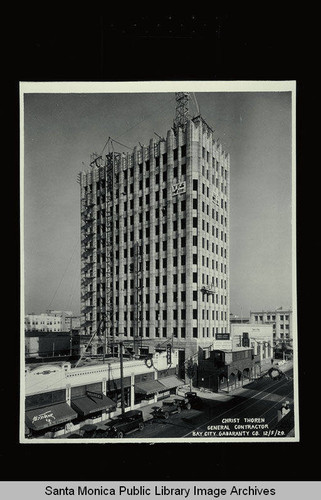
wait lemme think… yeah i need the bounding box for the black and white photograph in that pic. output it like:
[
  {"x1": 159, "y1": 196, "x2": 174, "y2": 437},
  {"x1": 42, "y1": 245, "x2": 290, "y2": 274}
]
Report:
[{"x1": 20, "y1": 81, "x2": 297, "y2": 443}]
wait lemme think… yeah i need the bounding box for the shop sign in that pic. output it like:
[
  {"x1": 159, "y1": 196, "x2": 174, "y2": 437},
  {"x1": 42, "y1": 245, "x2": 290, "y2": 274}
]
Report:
[
  {"x1": 86, "y1": 390, "x2": 103, "y2": 399},
  {"x1": 166, "y1": 344, "x2": 172, "y2": 365},
  {"x1": 32, "y1": 410, "x2": 56, "y2": 425},
  {"x1": 216, "y1": 333, "x2": 230, "y2": 340}
]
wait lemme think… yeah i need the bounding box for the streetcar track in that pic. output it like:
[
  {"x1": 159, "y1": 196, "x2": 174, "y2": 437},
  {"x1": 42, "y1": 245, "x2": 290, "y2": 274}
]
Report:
[{"x1": 182, "y1": 377, "x2": 293, "y2": 438}]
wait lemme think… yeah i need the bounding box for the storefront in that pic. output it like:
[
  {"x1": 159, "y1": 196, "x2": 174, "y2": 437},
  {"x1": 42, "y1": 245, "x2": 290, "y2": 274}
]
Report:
[
  {"x1": 25, "y1": 402, "x2": 77, "y2": 436},
  {"x1": 106, "y1": 377, "x2": 131, "y2": 409},
  {"x1": 71, "y1": 392, "x2": 116, "y2": 420},
  {"x1": 70, "y1": 382, "x2": 116, "y2": 421},
  {"x1": 157, "y1": 374, "x2": 184, "y2": 398}
]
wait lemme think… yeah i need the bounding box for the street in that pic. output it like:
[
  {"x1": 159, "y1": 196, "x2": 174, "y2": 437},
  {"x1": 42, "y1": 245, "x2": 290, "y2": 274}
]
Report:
[{"x1": 131, "y1": 369, "x2": 294, "y2": 439}]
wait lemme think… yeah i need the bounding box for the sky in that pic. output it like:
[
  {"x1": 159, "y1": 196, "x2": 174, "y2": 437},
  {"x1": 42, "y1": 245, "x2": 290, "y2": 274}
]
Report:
[{"x1": 22, "y1": 84, "x2": 294, "y2": 318}]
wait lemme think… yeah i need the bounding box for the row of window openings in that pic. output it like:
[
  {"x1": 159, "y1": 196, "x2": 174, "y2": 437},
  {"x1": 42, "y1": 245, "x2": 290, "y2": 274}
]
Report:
[
  {"x1": 94, "y1": 258, "x2": 227, "y2": 276},
  {"x1": 25, "y1": 321, "x2": 61, "y2": 325},
  {"x1": 95, "y1": 227, "x2": 227, "y2": 247},
  {"x1": 93, "y1": 165, "x2": 226, "y2": 201},
  {"x1": 89, "y1": 148, "x2": 226, "y2": 194},
  {"x1": 93, "y1": 267, "x2": 227, "y2": 286},
  {"x1": 201, "y1": 169, "x2": 227, "y2": 194},
  {"x1": 84, "y1": 181, "x2": 227, "y2": 211},
  {"x1": 86, "y1": 254, "x2": 227, "y2": 278},
  {"x1": 92, "y1": 206, "x2": 227, "y2": 234},
  {"x1": 104, "y1": 274, "x2": 227, "y2": 289},
  {"x1": 93, "y1": 240, "x2": 227, "y2": 259},
  {"x1": 88, "y1": 326, "x2": 227, "y2": 339},
  {"x1": 254, "y1": 315, "x2": 290, "y2": 321},
  {"x1": 85, "y1": 147, "x2": 226, "y2": 192},
  {"x1": 94, "y1": 291, "x2": 227, "y2": 307},
  {"x1": 107, "y1": 309, "x2": 228, "y2": 322},
  {"x1": 202, "y1": 148, "x2": 228, "y2": 175}
]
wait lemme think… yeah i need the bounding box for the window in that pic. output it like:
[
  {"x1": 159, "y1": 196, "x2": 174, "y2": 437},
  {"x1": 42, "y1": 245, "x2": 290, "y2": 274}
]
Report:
[{"x1": 193, "y1": 179, "x2": 198, "y2": 191}]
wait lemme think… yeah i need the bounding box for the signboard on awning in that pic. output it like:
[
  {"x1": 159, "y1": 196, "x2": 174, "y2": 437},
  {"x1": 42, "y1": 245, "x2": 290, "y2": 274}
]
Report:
[
  {"x1": 25, "y1": 402, "x2": 77, "y2": 431},
  {"x1": 71, "y1": 393, "x2": 116, "y2": 417},
  {"x1": 135, "y1": 379, "x2": 166, "y2": 395}
]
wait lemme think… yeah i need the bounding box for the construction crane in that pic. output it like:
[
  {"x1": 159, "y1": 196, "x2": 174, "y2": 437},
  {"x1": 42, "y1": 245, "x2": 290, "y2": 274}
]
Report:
[{"x1": 173, "y1": 92, "x2": 200, "y2": 130}]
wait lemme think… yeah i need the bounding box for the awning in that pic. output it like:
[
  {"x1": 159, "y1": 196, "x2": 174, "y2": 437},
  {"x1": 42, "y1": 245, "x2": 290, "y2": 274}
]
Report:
[
  {"x1": 158, "y1": 375, "x2": 184, "y2": 390},
  {"x1": 25, "y1": 402, "x2": 77, "y2": 431},
  {"x1": 71, "y1": 394, "x2": 116, "y2": 417},
  {"x1": 135, "y1": 379, "x2": 167, "y2": 395}
]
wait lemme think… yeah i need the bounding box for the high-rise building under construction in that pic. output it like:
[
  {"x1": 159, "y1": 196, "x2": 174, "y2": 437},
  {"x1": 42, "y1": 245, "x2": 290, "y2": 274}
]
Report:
[{"x1": 78, "y1": 93, "x2": 230, "y2": 372}]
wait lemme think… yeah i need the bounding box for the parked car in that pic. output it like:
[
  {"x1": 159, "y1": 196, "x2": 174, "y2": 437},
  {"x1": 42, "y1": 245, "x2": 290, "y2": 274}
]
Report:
[
  {"x1": 153, "y1": 397, "x2": 191, "y2": 419},
  {"x1": 184, "y1": 391, "x2": 203, "y2": 409},
  {"x1": 174, "y1": 395, "x2": 192, "y2": 410},
  {"x1": 107, "y1": 410, "x2": 145, "y2": 438}
]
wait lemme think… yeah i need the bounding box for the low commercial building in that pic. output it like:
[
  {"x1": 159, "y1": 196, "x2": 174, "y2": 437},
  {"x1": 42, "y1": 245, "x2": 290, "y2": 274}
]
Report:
[
  {"x1": 197, "y1": 347, "x2": 258, "y2": 393},
  {"x1": 24, "y1": 349, "x2": 183, "y2": 438},
  {"x1": 231, "y1": 323, "x2": 274, "y2": 371},
  {"x1": 25, "y1": 331, "x2": 80, "y2": 360}
]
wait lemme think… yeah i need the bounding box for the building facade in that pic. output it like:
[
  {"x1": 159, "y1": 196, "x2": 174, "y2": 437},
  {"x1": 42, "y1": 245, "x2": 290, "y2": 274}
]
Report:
[
  {"x1": 249, "y1": 307, "x2": 293, "y2": 345},
  {"x1": 25, "y1": 311, "x2": 81, "y2": 333},
  {"x1": 24, "y1": 350, "x2": 181, "y2": 438},
  {"x1": 231, "y1": 322, "x2": 274, "y2": 371},
  {"x1": 79, "y1": 98, "x2": 230, "y2": 370}
]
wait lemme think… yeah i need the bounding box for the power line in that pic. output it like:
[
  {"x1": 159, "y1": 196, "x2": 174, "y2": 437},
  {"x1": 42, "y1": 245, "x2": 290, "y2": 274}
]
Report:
[
  {"x1": 98, "y1": 95, "x2": 176, "y2": 158},
  {"x1": 47, "y1": 239, "x2": 79, "y2": 311}
]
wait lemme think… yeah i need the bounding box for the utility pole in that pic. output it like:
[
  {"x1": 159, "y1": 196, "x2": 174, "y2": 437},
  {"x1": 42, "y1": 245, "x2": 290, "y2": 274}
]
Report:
[{"x1": 119, "y1": 336, "x2": 125, "y2": 415}]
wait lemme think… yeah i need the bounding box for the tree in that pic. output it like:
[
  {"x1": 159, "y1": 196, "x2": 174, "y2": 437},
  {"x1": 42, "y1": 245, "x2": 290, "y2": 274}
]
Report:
[{"x1": 186, "y1": 359, "x2": 196, "y2": 390}]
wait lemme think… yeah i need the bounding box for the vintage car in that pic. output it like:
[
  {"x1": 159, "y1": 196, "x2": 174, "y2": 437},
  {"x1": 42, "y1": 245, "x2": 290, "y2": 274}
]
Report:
[
  {"x1": 184, "y1": 391, "x2": 203, "y2": 409},
  {"x1": 107, "y1": 410, "x2": 145, "y2": 438},
  {"x1": 153, "y1": 396, "x2": 191, "y2": 419}
]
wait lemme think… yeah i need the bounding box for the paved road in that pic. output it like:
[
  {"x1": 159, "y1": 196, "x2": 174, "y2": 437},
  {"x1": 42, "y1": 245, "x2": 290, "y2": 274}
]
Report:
[{"x1": 132, "y1": 370, "x2": 294, "y2": 439}]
